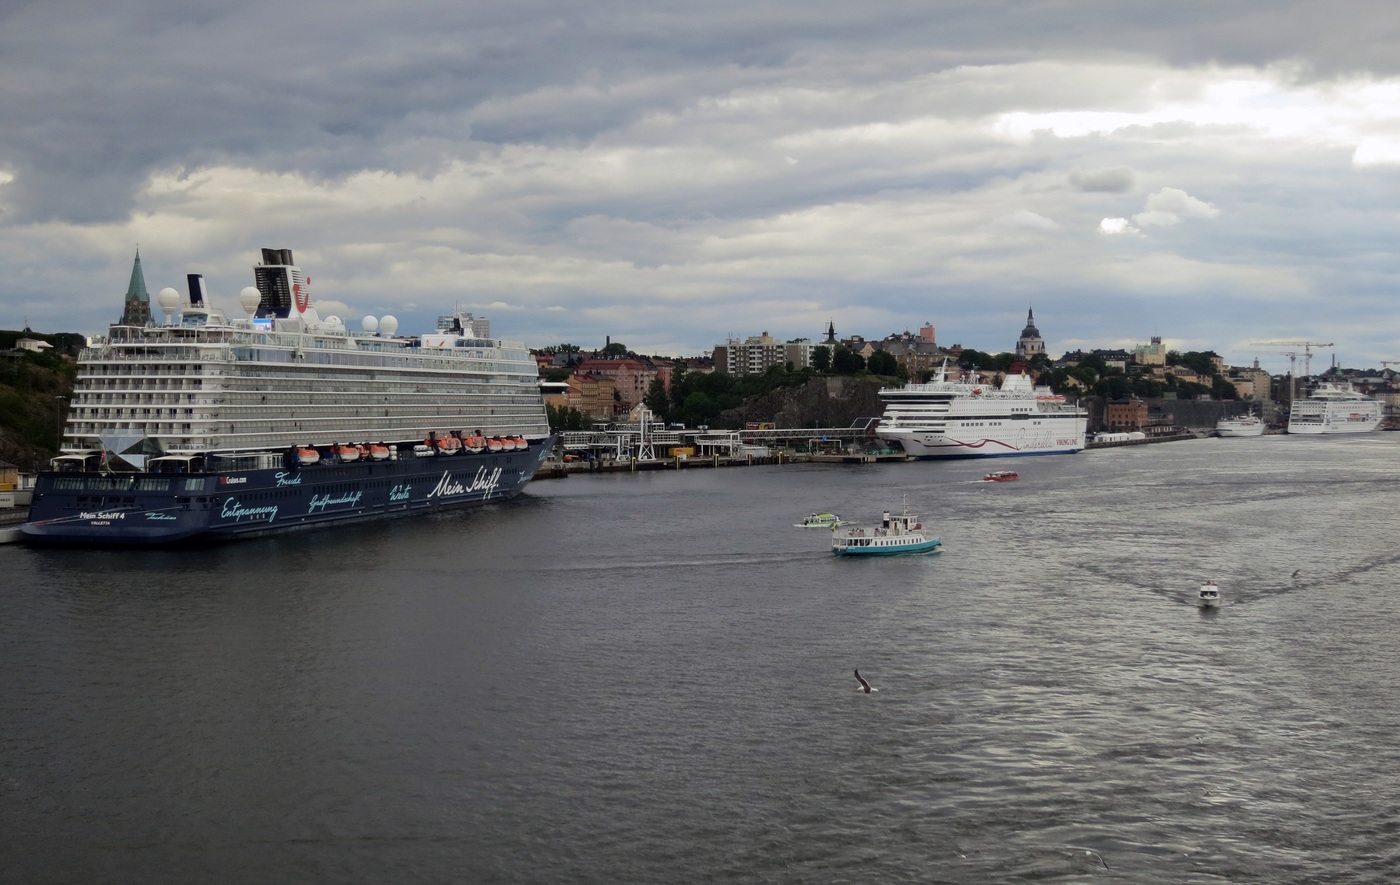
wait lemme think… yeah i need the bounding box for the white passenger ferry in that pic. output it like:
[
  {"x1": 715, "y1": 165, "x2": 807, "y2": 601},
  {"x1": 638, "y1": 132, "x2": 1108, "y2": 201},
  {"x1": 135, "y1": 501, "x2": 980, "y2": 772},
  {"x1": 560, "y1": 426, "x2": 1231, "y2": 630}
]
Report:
[
  {"x1": 875, "y1": 361, "x2": 1087, "y2": 459},
  {"x1": 1286, "y1": 381, "x2": 1382, "y2": 434},
  {"x1": 23, "y1": 248, "x2": 554, "y2": 545},
  {"x1": 1215, "y1": 414, "x2": 1265, "y2": 437},
  {"x1": 831, "y1": 500, "x2": 941, "y2": 556}
]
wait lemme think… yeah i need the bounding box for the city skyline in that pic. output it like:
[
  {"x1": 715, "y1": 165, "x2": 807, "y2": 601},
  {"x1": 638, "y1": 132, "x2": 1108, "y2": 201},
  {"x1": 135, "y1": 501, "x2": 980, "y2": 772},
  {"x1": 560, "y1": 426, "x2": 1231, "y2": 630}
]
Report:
[{"x1": 4, "y1": 2, "x2": 1400, "y2": 374}]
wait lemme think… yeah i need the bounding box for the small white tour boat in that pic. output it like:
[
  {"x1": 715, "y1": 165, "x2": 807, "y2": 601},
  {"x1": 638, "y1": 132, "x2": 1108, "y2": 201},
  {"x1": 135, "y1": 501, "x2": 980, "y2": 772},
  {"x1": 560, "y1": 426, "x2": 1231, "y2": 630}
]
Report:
[
  {"x1": 795, "y1": 512, "x2": 844, "y2": 529},
  {"x1": 1199, "y1": 580, "x2": 1221, "y2": 608},
  {"x1": 831, "y1": 500, "x2": 941, "y2": 556}
]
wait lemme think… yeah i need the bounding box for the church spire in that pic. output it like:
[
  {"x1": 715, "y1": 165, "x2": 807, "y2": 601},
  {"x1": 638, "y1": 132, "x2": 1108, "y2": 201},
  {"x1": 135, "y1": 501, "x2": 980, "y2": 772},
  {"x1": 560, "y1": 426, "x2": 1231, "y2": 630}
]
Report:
[{"x1": 120, "y1": 248, "x2": 152, "y2": 326}]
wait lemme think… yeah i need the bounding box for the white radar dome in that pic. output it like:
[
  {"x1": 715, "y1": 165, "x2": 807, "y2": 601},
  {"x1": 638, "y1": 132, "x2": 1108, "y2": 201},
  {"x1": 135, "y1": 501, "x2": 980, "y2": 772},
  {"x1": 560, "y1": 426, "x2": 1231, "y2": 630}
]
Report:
[
  {"x1": 379, "y1": 315, "x2": 398, "y2": 336},
  {"x1": 238, "y1": 286, "x2": 262, "y2": 317},
  {"x1": 157, "y1": 287, "x2": 180, "y2": 322},
  {"x1": 361, "y1": 315, "x2": 379, "y2": 333}
]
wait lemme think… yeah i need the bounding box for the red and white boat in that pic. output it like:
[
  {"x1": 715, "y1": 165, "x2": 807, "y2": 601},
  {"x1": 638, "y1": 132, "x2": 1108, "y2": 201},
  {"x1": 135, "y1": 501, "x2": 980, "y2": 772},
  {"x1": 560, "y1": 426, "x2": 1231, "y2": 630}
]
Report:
[{"x1": 984, "y1": 470, "x2": 1018, "y2": 482}]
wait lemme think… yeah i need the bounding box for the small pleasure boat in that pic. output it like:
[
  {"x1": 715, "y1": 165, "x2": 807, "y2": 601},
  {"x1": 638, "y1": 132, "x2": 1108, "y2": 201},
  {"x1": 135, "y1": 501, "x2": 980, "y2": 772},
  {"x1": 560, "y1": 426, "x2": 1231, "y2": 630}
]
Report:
[
  {"x1": 984, "y1": 470, "x2": 1019, "y2": 482},
  {"x1": 794, "y1": 512, "x2": 844, "y2": 529},
  {"x1": 1199, "y1": 580, "x2": 1221, "y2": 608},
  {"x1": 831, "y1": 499, "x2": 941, "y2": 556}
]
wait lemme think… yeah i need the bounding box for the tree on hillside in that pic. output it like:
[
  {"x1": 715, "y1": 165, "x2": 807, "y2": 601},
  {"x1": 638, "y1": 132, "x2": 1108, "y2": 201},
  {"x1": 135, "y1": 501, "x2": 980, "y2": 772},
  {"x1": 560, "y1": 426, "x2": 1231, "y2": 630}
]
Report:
[
  {"x1": 1174, "y1": 351, "x2": 1220, "y2": 378},
  {"x1": 643, "y1": 375, "x2": 670, "y2": 420},
  {"x1": 957, "y1": 350, "x2": 1015, "y2": 372},
  {"x1": 867, "y1": 350, "x2": 899, "y2": 376},
  {"x1": 832, "y1": 346, "x2": 865, "y2": 374},
  {"x1": 811, "y1": 346, "x2": 831, "y2": 372},
  {"x1": 602, "y1": 342, "x2": 629, "y2": 357}
]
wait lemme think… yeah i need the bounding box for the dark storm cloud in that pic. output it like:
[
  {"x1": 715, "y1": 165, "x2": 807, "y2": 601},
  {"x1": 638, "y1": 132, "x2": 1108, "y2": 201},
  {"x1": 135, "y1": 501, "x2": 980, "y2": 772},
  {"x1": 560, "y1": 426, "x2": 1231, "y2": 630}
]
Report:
[{"x1": 2, "y1": 0, "x2": 1396, "y2": 225}]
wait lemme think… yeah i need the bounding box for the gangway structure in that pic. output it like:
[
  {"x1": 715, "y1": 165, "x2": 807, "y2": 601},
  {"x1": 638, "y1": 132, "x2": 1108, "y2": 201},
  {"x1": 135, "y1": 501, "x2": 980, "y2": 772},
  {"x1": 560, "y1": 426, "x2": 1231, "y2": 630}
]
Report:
[{"x1": 554, "y1": 418, "x2": 885, "y2": 461}]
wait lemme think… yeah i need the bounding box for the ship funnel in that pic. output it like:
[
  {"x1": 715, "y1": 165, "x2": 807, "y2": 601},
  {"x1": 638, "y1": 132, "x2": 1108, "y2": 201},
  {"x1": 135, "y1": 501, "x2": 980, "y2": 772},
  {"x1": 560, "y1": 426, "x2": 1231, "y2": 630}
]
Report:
[{"x1": 187, "y1": 273, "x2": 208, "y2": 308}]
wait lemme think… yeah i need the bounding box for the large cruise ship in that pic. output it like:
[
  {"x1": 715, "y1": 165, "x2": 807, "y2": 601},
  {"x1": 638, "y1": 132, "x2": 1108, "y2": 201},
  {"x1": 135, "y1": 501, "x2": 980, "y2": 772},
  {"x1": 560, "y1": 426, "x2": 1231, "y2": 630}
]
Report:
[
  {"x1": 22, "y1": 248, "x2": 555, "y2": 545},
  {"x1": 875, "y1": 361, "x2": 1087, "y2": 458},
  {"x1": 1286, "y1": 380, "x2": 1383, "y2": 434}
]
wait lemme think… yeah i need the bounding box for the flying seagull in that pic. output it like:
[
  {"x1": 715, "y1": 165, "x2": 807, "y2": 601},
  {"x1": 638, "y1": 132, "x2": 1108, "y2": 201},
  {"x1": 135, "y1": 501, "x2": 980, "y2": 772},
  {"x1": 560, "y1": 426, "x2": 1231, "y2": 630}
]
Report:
[
  {"x1": 854, "y1": 669, "x2": 877, "y2": 693},
  {"x1": 1292, "y1": 569, "x2": 1301, "y2": 578}
]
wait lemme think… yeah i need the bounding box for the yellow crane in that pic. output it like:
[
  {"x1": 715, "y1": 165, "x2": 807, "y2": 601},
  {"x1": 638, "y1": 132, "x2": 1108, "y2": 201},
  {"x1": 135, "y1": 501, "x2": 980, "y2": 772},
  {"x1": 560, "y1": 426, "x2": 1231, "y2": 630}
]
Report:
[{"x1": 1248, "y1": 341, "x2": 1334, "y2": 377}]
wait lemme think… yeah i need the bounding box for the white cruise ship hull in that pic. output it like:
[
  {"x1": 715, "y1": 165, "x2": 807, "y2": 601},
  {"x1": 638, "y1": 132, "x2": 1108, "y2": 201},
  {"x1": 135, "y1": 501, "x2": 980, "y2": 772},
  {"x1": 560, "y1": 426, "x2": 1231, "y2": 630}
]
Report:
[
  {"x1": 1287, "y1": 414, "x2": 1382, "y2": 434},
  {"x1": 878, "y1": 421, "x2": 1085, "y2": 458},
  {"x1": 875, "y1": 365, "x2": 1087, "y2": 459}
]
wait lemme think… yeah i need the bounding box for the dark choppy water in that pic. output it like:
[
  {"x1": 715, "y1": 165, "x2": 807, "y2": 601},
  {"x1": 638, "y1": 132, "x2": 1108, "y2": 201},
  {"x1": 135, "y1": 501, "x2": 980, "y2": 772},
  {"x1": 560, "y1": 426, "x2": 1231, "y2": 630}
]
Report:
[{"x1": 5, "y1": 435, "x2": 1400, "y2": 883}]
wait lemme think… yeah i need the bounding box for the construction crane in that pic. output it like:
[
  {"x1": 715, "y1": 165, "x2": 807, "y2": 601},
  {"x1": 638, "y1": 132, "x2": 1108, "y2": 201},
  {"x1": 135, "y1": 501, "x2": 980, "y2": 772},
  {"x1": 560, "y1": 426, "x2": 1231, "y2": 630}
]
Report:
[{"x1": 1248, "y1": 341, "x2": 1334, "y2": 377}]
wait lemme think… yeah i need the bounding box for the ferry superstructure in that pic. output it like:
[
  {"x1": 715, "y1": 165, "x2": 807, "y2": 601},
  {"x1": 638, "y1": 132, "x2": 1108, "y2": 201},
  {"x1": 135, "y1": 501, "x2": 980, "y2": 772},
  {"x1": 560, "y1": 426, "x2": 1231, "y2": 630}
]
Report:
[
  {"x1": 1286, "y1": 381, "x2": 1383, "y2": 435},
  {"x1": 23, "y1": 248, "x2": 554, "y2": 545},
  {"x1": 875, "y1": 361, "x2": 1086, "y2": 459}
]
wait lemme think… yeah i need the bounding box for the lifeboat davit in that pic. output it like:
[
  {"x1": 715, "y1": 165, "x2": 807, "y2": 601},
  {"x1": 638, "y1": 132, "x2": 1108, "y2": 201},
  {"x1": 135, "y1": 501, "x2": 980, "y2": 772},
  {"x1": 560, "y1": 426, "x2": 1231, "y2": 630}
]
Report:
[
  {"x1": 368, "y1": 444, "x2": 391, "y2": 461},
  {"x1": 295, "y1": 447, "x2": 320, "y2": 466},
  {"x1": 334, "y1": 444, "x2": 360, "y2": 462}
]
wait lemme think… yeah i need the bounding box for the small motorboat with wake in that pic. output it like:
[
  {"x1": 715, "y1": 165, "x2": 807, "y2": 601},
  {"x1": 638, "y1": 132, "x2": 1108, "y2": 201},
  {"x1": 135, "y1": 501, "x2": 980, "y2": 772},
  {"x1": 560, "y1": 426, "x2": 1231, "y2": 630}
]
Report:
[
  {"x1": 831, "y1": 499, "x2": 941, "y2": 556},
  {"x1": 984, "y1": 470, "x2": 1019, "y2": 482},
  {"x1": 795, "y1": 512, "x2": 844, "y2": 529},
  {"x1": 1199, "y1": 580, "x2": 1220, "y2": 608}
]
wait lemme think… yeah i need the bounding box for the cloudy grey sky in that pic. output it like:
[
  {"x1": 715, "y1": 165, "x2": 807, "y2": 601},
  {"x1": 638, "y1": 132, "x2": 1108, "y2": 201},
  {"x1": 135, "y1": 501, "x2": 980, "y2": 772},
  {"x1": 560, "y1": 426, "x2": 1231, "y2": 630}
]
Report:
[{"x1": 4, "y1": 0, "x2": 1400, "y2": 371}]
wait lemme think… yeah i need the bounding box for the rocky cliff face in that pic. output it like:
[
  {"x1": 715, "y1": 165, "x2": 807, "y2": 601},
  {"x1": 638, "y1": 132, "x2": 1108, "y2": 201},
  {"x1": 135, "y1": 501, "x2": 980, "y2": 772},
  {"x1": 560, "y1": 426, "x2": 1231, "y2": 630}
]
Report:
[{"x1": 718, "y1": 376, "x2": 888, "y2": 429}]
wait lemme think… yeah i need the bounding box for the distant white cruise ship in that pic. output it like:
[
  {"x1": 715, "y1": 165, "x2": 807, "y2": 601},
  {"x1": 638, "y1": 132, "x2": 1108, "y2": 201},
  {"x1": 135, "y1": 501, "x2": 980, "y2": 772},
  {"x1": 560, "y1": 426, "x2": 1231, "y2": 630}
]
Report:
[
  {"x1": 1287, "y1": 381, "x2": 1383, "y2": 435},
  {"x1": 875, "y1": 362, "x2": 1087, "y2": 459}
]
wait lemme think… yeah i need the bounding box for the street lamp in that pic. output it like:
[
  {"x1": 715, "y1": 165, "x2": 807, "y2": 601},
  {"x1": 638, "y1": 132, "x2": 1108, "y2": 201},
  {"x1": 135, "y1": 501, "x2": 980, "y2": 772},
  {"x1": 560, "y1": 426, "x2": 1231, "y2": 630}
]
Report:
[{"x1": 55, "y1": 395, "x2": 67, "y2": 452}]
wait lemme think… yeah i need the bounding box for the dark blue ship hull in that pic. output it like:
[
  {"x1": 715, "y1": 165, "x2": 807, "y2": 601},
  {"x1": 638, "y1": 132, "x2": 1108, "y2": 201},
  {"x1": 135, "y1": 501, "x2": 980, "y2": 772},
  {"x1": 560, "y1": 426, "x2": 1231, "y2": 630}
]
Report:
[{"x1": 21, "y1": 437, "x2": 556, "y2": 545}]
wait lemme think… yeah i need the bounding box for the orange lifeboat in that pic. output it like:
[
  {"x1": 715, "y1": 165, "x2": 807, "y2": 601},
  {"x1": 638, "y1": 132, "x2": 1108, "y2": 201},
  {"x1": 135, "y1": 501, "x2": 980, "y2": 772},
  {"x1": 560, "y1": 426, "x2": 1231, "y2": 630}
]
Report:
[
  {"x1": 334, "y1": 444, "x2": 360, "y2": 462},
  {"x1": 435, "y1": 435, "x2": 463, "y2": 455},
  {"x1": 511, "y1": 436, "x2": 529, "y2": 450},
  {"x1": 295, "y1": 447, "x2": 320, "y2": 466},
  {"x1": 487, "y1": 437, "x2": 505, "y2": 453},
  {"x1": 463, "y1": 434, "x2": 488, "y2": 454},
  {"x1": 368, "y1": 444, "x2": 391, "y2": 461}
]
